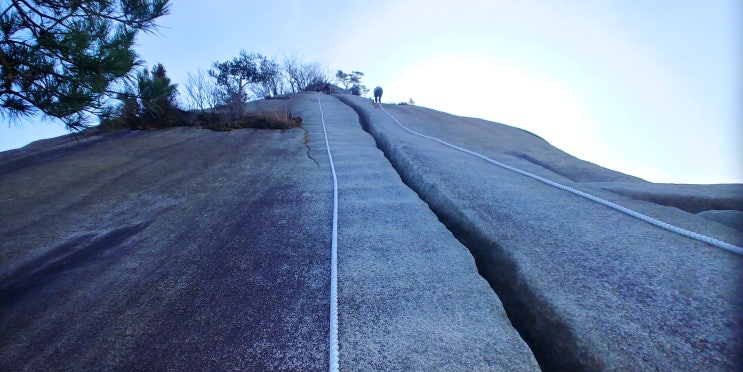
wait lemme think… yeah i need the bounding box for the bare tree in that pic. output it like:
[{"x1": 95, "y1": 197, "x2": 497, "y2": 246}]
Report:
[
  {"x1": 183, "y1": 68, "x2": 219, "y2": 113},
  {"x1": 282, "y1": 53, "x2": 329, "y2": 93},
  {"x1": 302, "y1": 62, "x2": 330, "y2": 91},
  {"x1": 282, "y1": 54, "x2": 304, "y2": 93}
]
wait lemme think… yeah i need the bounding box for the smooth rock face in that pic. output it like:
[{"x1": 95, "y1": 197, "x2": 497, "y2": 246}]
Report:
[
  {"x1": 1, "y1": 127, "x2": 334, "y2": 370},
  {"x1": 336, "y1": 93, "x2": 742, "y2": 370},
  {"x1": 0, "y1": 93, "x2": 539, "y2": 370},
  {"x1": 696, "y1": 210, "x2": 743, "y2": 231},
  {"x1": 4, "y1": 90, "x2": 741, "y2": 371},
  {"x1": 591, "y1": 182, "x2": 743, "y2": 214},
  {"x1": 592, "y1": 182, "x2": 743, "y2": 231},
  {"x1": 304, "y1": 93, "x2": 538, "y2": 370}
]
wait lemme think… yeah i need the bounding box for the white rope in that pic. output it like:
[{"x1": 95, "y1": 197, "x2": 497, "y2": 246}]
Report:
[
  {"x1": 378, "y1": 106, "x2": 743, "y2": 256},
  {"x1": 319, "y1": 93, "x2": 340, "y2": 372}
]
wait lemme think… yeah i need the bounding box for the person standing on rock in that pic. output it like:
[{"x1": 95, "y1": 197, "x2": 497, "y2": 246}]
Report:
[{"x1": 373, "y1": 86, "x2": 383, "y2": 107}]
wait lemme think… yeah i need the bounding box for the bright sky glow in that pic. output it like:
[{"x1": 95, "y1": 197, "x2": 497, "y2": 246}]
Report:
[{"x1": 2, "y1": 0, "x2": 740, "y2": 184}]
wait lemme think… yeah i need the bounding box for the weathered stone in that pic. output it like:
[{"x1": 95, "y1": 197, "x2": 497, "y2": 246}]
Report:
[
  {"x1": 297, "y1": 93, "x2": 539, "y2": 370},
  {"x1": 337, "y1": 93, "x2": 742, "y2": 371},
  {"x1": 0, "y1": 94, "x2": 539, "y2": 370},
  {"x1": 591, "y1": 182, "x2": 743, "y2": 214},
  {"x1": 1, "y1": 126, "x2": 333, "y2": 370},
  {"x1": 696, "y1": 210, "x2": 743, "y2": 231}
]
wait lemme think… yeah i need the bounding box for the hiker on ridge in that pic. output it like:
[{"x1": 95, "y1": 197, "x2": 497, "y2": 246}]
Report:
[{"x1": 373, "y1": 86, "x2": 383, "y2": 105}]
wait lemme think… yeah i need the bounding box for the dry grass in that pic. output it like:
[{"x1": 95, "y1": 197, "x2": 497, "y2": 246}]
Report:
[{"x1": 197, "y1": 100, "x2": 302, "y2": 132}]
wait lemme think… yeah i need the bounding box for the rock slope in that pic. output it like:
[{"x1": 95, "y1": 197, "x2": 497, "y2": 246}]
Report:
[
  {"x1": 3, "y1": 90, "x2": 741, "y2": 370},
  {"x1": 337, "y1": 93, "x2": 742, "y2": 370},
  {"x1": 1, "y1": 127, "x2": 334, "y2": 370},
  {"x1": 0, "y1": 93, "x2": 539, "y2": 370}
]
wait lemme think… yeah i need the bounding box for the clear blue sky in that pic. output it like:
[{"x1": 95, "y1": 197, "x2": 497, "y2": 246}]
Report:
[{"x1": 2, "y1": 1, "x2": 741, "y2": 184}]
